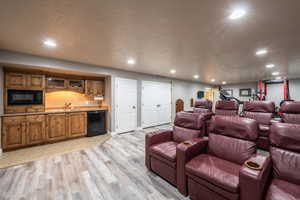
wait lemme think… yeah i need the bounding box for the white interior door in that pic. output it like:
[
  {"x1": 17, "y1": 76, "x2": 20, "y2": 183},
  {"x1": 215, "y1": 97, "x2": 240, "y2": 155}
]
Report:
[
  {"x1": 115, "y1": 78, "x2": 137, "y2": 133},
  {"x1": 142, "y1": 81, "x2": 171, "y2": 128}
]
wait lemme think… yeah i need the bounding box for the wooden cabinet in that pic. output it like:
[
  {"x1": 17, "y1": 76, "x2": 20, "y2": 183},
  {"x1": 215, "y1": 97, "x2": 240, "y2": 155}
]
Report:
[
  {"x1": 47, "y1": 113, "x2": 68, "y2": 142},
  {"x1": 46, "y1": 77, "x2": 67, "y2": 90},
  {"x1": 85, "y1": 80, "x2": 104, "y2": 96},
  {"x1": 5, "y1": 72, "x2": 45, "y2": 90},
  {"x1": 1, "y1": 112, "x2": 88, "y2": 150},
  {"x1": 5, "y1": 73, "x2": 27, "y2": 89},
  {"x1": 68, "y1": 112, "x2": 87, "y2": 138},
  {"x1": 27, "y1": 74, "x2": 45, "y2": 89},
  {"x1": 68, "y1": 80, "x2": 85, "y2": 93},
  {"x1": 26, "y1": 115, "x2": 46, "y2": 145},
  {"x1": 2, "y1": 116, "x2": 27, "y2": 149},
  {"x1": 2, "y1": 115, "x2": 47, "y2": 150}
]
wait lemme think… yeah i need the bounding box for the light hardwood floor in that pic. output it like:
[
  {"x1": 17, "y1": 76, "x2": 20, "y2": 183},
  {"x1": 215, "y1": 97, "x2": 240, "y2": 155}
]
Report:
[{"x1": 0, "y1": 125, "x2": 187, "y2": 200}]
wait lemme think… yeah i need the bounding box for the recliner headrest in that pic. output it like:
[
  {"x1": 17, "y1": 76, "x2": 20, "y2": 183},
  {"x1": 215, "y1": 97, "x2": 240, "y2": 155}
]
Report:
[
  {"x1": 215, "y1": 100, "x2": 239, "y2": 110},
  {"x1": 270, "y1": 123, "x2": 300, "y2": 152},
  {"x1": 243, "y1": 101, "x2": 275, "y2": 113},
  {"x1": 279, "y1": 101, "x2": 300, "y2": 114},
  {"x1": 194, "y1": 99, "x2": 212, "y2": 110},
  {"x1": 174, "y1": 112, "x2": 203, "y2": 130},
  {"x1": 210, "y1": 116, "x2": 258, "y2": 141}
]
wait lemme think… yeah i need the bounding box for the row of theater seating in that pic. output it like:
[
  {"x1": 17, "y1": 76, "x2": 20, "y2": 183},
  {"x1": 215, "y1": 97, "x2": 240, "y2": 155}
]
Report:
[
  {"x1": 145, "y1": 112, "x2": 300, "y2": 200},
  {"x1": 192, "y1": 100, "x2": 300, "y2": 150}
]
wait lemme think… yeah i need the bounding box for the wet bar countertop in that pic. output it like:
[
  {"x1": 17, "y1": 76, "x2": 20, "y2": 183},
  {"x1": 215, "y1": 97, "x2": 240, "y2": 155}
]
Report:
[{"x1": 1, "y1": 107, "x2": 108, "y2": 117}]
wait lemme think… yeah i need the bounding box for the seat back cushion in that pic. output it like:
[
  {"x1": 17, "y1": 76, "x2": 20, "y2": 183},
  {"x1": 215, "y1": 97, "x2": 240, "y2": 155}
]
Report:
[
  {"x1": 279, "y1": 101, "x2": 300, "y2": 114},
  {"x1": 208, "y1": 133, "x2": 256, "y2": 165},
  {"x1": 215, "y1": 100, "x2": 239, "y2": 116},
  {"x1": 280, "y1": 101, "x2": 300, "y2": 124},
  {"x1": 193, "y1": 99, "x2": 212, "y2": 114},
  {"x1": 244, "y1": 112, "x2": 274, "y2": 125},
  {"x1": 270, "y1": 123, "x2": 300, "y2": 185},
  {"x1": 173, "y1": 112, "x2": 203, "y2": 143},
  {"x1": 208, "y1": 116, "x2": 258, "y2": 164},
  {"x1": 215, "y1": 109, "x2": 238, "y2": 116},
  {"x1": 243, "y1": 101, "x2": 275, "y2": 113}
]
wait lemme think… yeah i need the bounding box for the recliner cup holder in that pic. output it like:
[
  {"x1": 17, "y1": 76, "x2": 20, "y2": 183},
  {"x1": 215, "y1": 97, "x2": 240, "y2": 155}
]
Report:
[
  {"x1": 182, "y1": 141, "x2": 192, "y2": 146},
  {"x1": 244, "y1": 160, "x2": 262, "y2": 171}
]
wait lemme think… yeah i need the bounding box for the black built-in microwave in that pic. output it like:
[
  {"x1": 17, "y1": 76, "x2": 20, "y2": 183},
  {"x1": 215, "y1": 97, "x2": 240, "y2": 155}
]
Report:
[{"x1": 7, "y1": 90, "x2": 43, "y2": 106}]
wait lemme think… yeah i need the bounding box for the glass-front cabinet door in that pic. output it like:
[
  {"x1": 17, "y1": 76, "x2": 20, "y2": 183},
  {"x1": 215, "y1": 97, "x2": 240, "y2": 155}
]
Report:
[
  {"x1": 46, "y1": 77, "x2": 67, "y2": 89},
  {"x1": 68, "y1": 80, "x2": 84, "y2": 93}
]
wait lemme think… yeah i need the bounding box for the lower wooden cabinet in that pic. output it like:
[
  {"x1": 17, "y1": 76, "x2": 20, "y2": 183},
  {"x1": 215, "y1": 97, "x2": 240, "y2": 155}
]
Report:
[
  {"x1": 2, "y1": 116, "x2": 27, "y2": 149},
  {"x1": 27, "y1": 115, "x2": 46, "y2": 145},
  {"x1": 68, "y1": 112, "x2": 87, "y2": 138},
  {"x1": 2, "y1": 112, "x2": 87, "y2": 150},
  {"x1": 47, "y1": 113, "x2": 68, "y2": 142}
]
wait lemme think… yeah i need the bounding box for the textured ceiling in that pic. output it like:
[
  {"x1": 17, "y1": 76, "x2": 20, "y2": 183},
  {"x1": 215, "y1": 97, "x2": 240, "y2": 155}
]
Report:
[{"x1": 0, "y1": 0, "x2": 300, "y2": 84}]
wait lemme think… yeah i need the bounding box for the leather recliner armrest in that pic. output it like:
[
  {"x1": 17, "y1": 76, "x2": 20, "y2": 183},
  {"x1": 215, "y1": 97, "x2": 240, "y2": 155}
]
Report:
[
  {"x1": 176, "y1": 138, "x2": 208, "y2": 195},
  {"x1": 145, "y1": 130, "x2": 173, "y2": 169},
  {"x1": 239, "y1": 154, "x2": 272, "y2": 200}
]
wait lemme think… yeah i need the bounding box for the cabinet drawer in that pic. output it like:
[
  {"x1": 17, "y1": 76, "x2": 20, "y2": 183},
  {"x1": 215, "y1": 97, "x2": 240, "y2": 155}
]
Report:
[
  {"x1": 26, "y1": 106, "x2": 44, "y2": 113},
  {"x1": 3, "y1": 116, "x2": 26, "y2": 123},
  {"x1": 5, "y1": 106, "x2": 27, "y2": 114}
]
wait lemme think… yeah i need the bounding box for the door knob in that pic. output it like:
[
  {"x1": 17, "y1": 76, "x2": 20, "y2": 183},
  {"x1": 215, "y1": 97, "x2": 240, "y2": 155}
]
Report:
[{"x1": 132, "y1": 106, "x2": 136, "y2": 109}]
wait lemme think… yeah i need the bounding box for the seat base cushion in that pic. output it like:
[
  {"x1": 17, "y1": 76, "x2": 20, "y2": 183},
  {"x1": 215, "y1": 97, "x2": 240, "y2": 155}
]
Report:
[
  {"x1": 186, "y1": 154, "x2": 240, "y2": 193},
  {"x1": 150, "y1": 141, "x2": 177, "y2": 162},
  {"x1": 188, "y1": 177, "x2": 239, "y2": 200},
  {"x1": 266, "y1": 179, "x2": 300, "y2": 200}
]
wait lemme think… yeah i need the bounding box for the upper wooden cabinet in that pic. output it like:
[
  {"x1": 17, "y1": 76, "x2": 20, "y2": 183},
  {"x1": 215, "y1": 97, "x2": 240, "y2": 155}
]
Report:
[
  {"x1": 85, "y1": 80, "x2": 104, "y2": 96},
  {"x1": 27, "y1": 74, "x2": 45, "y2": 89},
  {"x1": 46, "y1": 77, "x2": 67, "y2": 90},
  {"x1": 5, "y1": 73, "x2": 27, "y2": 89},
  {"x1": 68, "y1": 80, "x2": 85, "y2": 93},
  {"x1": 5, "y1": 72, "x2": 45, "y2": 90}
]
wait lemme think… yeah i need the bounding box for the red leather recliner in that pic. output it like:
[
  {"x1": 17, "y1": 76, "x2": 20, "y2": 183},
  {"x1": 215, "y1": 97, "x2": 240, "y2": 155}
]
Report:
[
  {"x1": 264, "y1": 123, "x2": 300, "y2": 199},
  {"x1": 193, "y1": 99, "x2": 213, "y2": 135},
  {"x1": 279, "y1": 101, "x2": 300, "y2": 124},
  {"x1": 242, "y1": 101, "x2": 275, "y2": 150},
  {"x1": 215, "y1": 100, "x2": 239, "y2": 116},
  {"x1": 145, "y1": 112, "x2": 204, "y2": 186},
  {"x1": 177, "y1": 116, "x2": 270, "y2": 200}
]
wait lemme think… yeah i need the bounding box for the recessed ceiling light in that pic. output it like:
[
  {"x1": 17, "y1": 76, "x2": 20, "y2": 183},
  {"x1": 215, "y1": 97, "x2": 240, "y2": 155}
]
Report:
[
  {"x1": 256, "y1": 49, "x2": 268, "y2": 56},
  {"x1": 229, "y1": 9, "x2": 246, "y2": 20},
  {"x1": 222, "y1": 81, "x2": 227, "y2": 85},
  {"x1": 43, "y1": 39, "x2": 57, "y2": 47},
  {"x1": 170, "y1": 69, "x2": 176, "y2": 74},
  {"x1": 266, "y1": 64, "x2": 275, "y2": 68},
  {"x1": 272, "y1": 71, "x2": 279, "y2": 76},
  {"x1": 127, "y1": 58, "x2": 136, "y2": 65},
  {"x1": 276, "y1": 76, "x2": 282, "y2": 80},
  {"x1": 193, "y1": 75, "x2": 199, "y2": 79},
  {"x1": 211, "y1": 79, "x2": 216, "y2": 82}
]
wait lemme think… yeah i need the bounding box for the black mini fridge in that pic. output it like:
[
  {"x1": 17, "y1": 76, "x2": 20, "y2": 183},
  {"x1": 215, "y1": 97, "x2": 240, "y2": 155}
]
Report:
[{"x1": 87, "y1": 110, "x2": 107, "y2": 136}]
